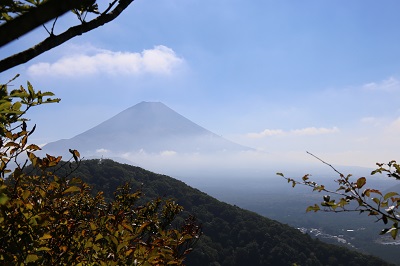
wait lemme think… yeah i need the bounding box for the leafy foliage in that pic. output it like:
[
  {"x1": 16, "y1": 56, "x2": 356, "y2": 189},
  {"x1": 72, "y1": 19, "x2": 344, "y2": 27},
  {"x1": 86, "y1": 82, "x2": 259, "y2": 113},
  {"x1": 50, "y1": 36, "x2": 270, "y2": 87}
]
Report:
[
  {"x1": 278, "y1": 152, "x2": 400, "y2": 240},
  {"x1": 0, "y1": 78, "x2": 200, "y2": 265}
]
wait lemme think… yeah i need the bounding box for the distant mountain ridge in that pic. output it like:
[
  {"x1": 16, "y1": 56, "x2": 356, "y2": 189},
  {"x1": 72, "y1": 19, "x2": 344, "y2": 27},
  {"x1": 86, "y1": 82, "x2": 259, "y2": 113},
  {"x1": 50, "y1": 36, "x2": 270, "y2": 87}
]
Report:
[
  {"x1": 64, "y1": 159, "x2": 392, "y2": 266},
  {"x1": 43, "y1": 101, "x2": 251, "y2": 158}
]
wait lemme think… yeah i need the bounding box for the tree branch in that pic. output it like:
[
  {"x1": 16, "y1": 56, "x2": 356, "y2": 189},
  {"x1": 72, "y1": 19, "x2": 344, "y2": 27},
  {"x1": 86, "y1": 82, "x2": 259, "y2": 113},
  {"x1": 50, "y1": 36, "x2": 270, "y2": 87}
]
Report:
[
  {"x1": 306, "y1": 151, "x2": 343, "y2": 176},
  {"x1": 0, "y1": 0, "x2": 135, "y2": 73},
  {"x1": 0, "y1": 0, "x2": 82, "y2": 47}
]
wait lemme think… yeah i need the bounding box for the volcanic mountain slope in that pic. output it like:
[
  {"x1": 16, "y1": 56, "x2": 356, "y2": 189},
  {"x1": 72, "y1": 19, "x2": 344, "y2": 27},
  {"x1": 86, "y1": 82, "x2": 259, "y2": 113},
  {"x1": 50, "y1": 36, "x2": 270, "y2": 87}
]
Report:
[
  {"x1": 43, "y1": 101, "x2": 250, "y2": 158},
  {"x1": 60, "y1": 159, "x2": 392, "y2": 266}
]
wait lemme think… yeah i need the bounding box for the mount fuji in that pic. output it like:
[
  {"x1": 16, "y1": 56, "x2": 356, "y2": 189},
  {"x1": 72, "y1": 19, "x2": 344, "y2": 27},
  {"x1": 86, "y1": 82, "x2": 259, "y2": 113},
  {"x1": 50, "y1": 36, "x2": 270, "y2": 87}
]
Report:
[{"x1": 42, "y1": 102, "x2": 251, "y2": 159}]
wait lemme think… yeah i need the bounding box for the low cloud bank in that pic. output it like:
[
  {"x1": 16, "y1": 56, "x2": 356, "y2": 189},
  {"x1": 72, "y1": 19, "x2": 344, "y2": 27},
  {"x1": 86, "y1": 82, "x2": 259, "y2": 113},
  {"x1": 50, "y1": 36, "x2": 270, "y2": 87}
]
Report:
[
  {"x1": 247, "y1": 126, "x2": 339, "y2": 138},
  {"x1": 28, "y1": 45, "x2": 184, "y2": 77}
]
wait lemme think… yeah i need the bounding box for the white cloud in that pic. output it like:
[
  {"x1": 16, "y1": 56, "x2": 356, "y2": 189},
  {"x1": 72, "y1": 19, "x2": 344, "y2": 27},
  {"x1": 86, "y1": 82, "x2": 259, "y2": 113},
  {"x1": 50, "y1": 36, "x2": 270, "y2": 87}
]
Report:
[
  {"x1": 247, "y1": 129, "x2": 284, "y2": 138},
  {"x1": 160, "y1": 150, "x2": 177, "y2": 156},
  {"x1": 96, "y1": 148, "x2": 110, "y2": 153},
  {"x1": 27, "y1": 45, "x2": 184, "y2": 77},
  {"x1": 363, "y1": 77, "x2": 400, "y2": 91},
  {"x1": 291, "y1": 126, "x2": 339, "y2": 136},
  {"x1": 247, "y1": 127, "x2": 339, "y2": 138}
]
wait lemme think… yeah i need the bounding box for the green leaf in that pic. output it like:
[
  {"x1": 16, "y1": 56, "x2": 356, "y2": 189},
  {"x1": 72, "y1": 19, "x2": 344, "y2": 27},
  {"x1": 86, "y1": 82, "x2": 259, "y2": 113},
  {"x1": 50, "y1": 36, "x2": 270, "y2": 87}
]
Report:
[
  {"x1": 12, "y1": 101, "x2": 22, "y2": 111},
  {"x1": 27, "y1": 81, "x2": 35, "y2": 98},
  {"x1": 276, "y1": 172, "x2": 284, "y2": 177},
  {"x1": 384, "y1": 191, "x2": 399, "y2": 200},
  {"x1": 356, "y1": 177, "x2": 366, "y2": 189},
  {"x1": 40, "y1": 91, "x2": 55, "y2": 96},
  {"x1": 390, "y1": 228, "x2": 398, "y2": 240},
  {"x1": 372, "y1": 198, "x2": 380, "y2": 205},
  {"x1": 306, "y1": 204, "x2": 320, "y2": 212}
]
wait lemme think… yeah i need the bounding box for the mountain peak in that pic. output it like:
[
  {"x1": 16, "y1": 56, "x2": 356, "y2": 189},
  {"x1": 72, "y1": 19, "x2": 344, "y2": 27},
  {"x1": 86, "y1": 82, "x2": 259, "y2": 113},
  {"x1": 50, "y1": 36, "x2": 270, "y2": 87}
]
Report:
[{"x1": 43, "y1": 102, "x2": 251, "y2": 158}]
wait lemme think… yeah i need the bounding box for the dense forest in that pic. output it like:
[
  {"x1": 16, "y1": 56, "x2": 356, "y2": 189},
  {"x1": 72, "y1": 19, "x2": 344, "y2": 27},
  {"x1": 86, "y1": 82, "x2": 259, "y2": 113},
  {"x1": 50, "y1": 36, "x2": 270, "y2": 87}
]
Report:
[{"x1": 53, "y1": 159, "x2": 392, "y2": 266}]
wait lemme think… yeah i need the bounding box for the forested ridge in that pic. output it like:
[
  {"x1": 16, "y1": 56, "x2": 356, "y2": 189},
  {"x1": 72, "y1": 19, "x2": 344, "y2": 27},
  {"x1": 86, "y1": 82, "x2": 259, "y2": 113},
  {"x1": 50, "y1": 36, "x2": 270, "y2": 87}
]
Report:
[{"x1": 54, "y1": 159, "x2": 392, "y2": 266}]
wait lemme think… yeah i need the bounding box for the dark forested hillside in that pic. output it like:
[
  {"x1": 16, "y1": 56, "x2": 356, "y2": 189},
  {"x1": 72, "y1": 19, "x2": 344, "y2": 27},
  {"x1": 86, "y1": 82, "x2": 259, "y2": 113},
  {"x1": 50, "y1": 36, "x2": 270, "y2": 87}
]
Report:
[{"x1": 60, "y1": 159, "x2": 391, "y2": 266}]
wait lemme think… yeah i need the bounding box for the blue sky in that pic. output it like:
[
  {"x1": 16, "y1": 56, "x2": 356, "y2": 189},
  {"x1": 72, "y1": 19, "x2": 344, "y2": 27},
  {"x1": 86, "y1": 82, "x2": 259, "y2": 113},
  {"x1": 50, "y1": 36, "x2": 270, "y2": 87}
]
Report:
[{"x1": 2, "y1": 0, "x2": 400, "y2": 168}]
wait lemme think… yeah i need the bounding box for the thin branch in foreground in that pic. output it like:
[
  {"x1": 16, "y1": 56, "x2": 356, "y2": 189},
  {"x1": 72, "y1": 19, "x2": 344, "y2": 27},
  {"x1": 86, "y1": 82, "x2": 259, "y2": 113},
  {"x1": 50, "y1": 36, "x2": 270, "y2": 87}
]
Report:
[{"x1": 306, "y1": 151, "x2": 343, "y2": 176}]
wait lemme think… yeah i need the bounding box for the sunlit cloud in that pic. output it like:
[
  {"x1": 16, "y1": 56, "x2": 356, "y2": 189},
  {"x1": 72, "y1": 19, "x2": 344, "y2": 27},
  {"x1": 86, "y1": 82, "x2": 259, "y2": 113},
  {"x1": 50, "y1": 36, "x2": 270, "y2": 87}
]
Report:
[
  {"x1": 27, "y1": 45, "x2": 184, "y2": 77},
  {"x1": 362, "y1": 77, "x2": 400, "y2": 91},
  {"x1": 247, "y1": 127, "x2": 339, "y2": 138}
]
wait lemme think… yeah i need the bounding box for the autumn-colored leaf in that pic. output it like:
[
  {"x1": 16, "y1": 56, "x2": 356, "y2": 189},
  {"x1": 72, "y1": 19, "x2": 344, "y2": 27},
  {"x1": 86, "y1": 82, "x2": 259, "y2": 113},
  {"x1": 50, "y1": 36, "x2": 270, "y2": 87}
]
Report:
[
  {"x1": 356, "y1": 177, "x2": 366, "y2": 189},
  {"x1": 62, "y1": 186, "x2": 81, "y2": 194},
  {"x1": 384, "y1": 191, "x2": 399, "y2": 200},
  {"x1": 25, "y1": 254, "x2": 39, "y2": 263}
]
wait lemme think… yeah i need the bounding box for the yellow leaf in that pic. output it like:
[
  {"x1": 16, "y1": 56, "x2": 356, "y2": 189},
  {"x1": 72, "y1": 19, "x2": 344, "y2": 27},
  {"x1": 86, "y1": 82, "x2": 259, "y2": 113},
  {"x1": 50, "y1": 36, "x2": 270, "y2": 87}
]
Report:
[
  {"x1": 138, "y1": 222, "x2": 151, "y2": 233},
  {"x1": 25, "y1": 254, "x2": 39, "y2": 263},
  {"x1": 122, "y1": 222, "x2": 133, "y2": 232},
  {"x1": 37, "y1": 247, "x2": 51, "y2": 251},
  {"x1": 0, "y1": 193, "x2": 9, "y2": 205},
  {"x1": 95, "y1": 233, "x2": 103, "y2": 242},
  {"x1": 22, "y1": 190, "x2": 30, "y2": 200},
  {"x1": 90, "y1": 222, "x2": 97, "y2": 230},
  {"x1": 117, "y1": 242, "x2": 126, "y2": 253},
  {"x1": 39, "y1": 233, "x2": 52, "y2": 240},
  {"x1": 62, "y1": 186, "x2": 80, "y2": 194},
  {"x1": 126, "y1": 249, "x2": 134, "y2": 256}
]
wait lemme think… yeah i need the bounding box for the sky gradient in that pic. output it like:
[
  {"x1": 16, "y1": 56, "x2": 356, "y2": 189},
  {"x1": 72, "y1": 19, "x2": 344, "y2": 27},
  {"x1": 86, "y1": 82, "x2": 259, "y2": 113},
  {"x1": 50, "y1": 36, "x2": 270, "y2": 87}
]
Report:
[{"x1": 2, "y1": 0, "x2": 400, "y2": 168}]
